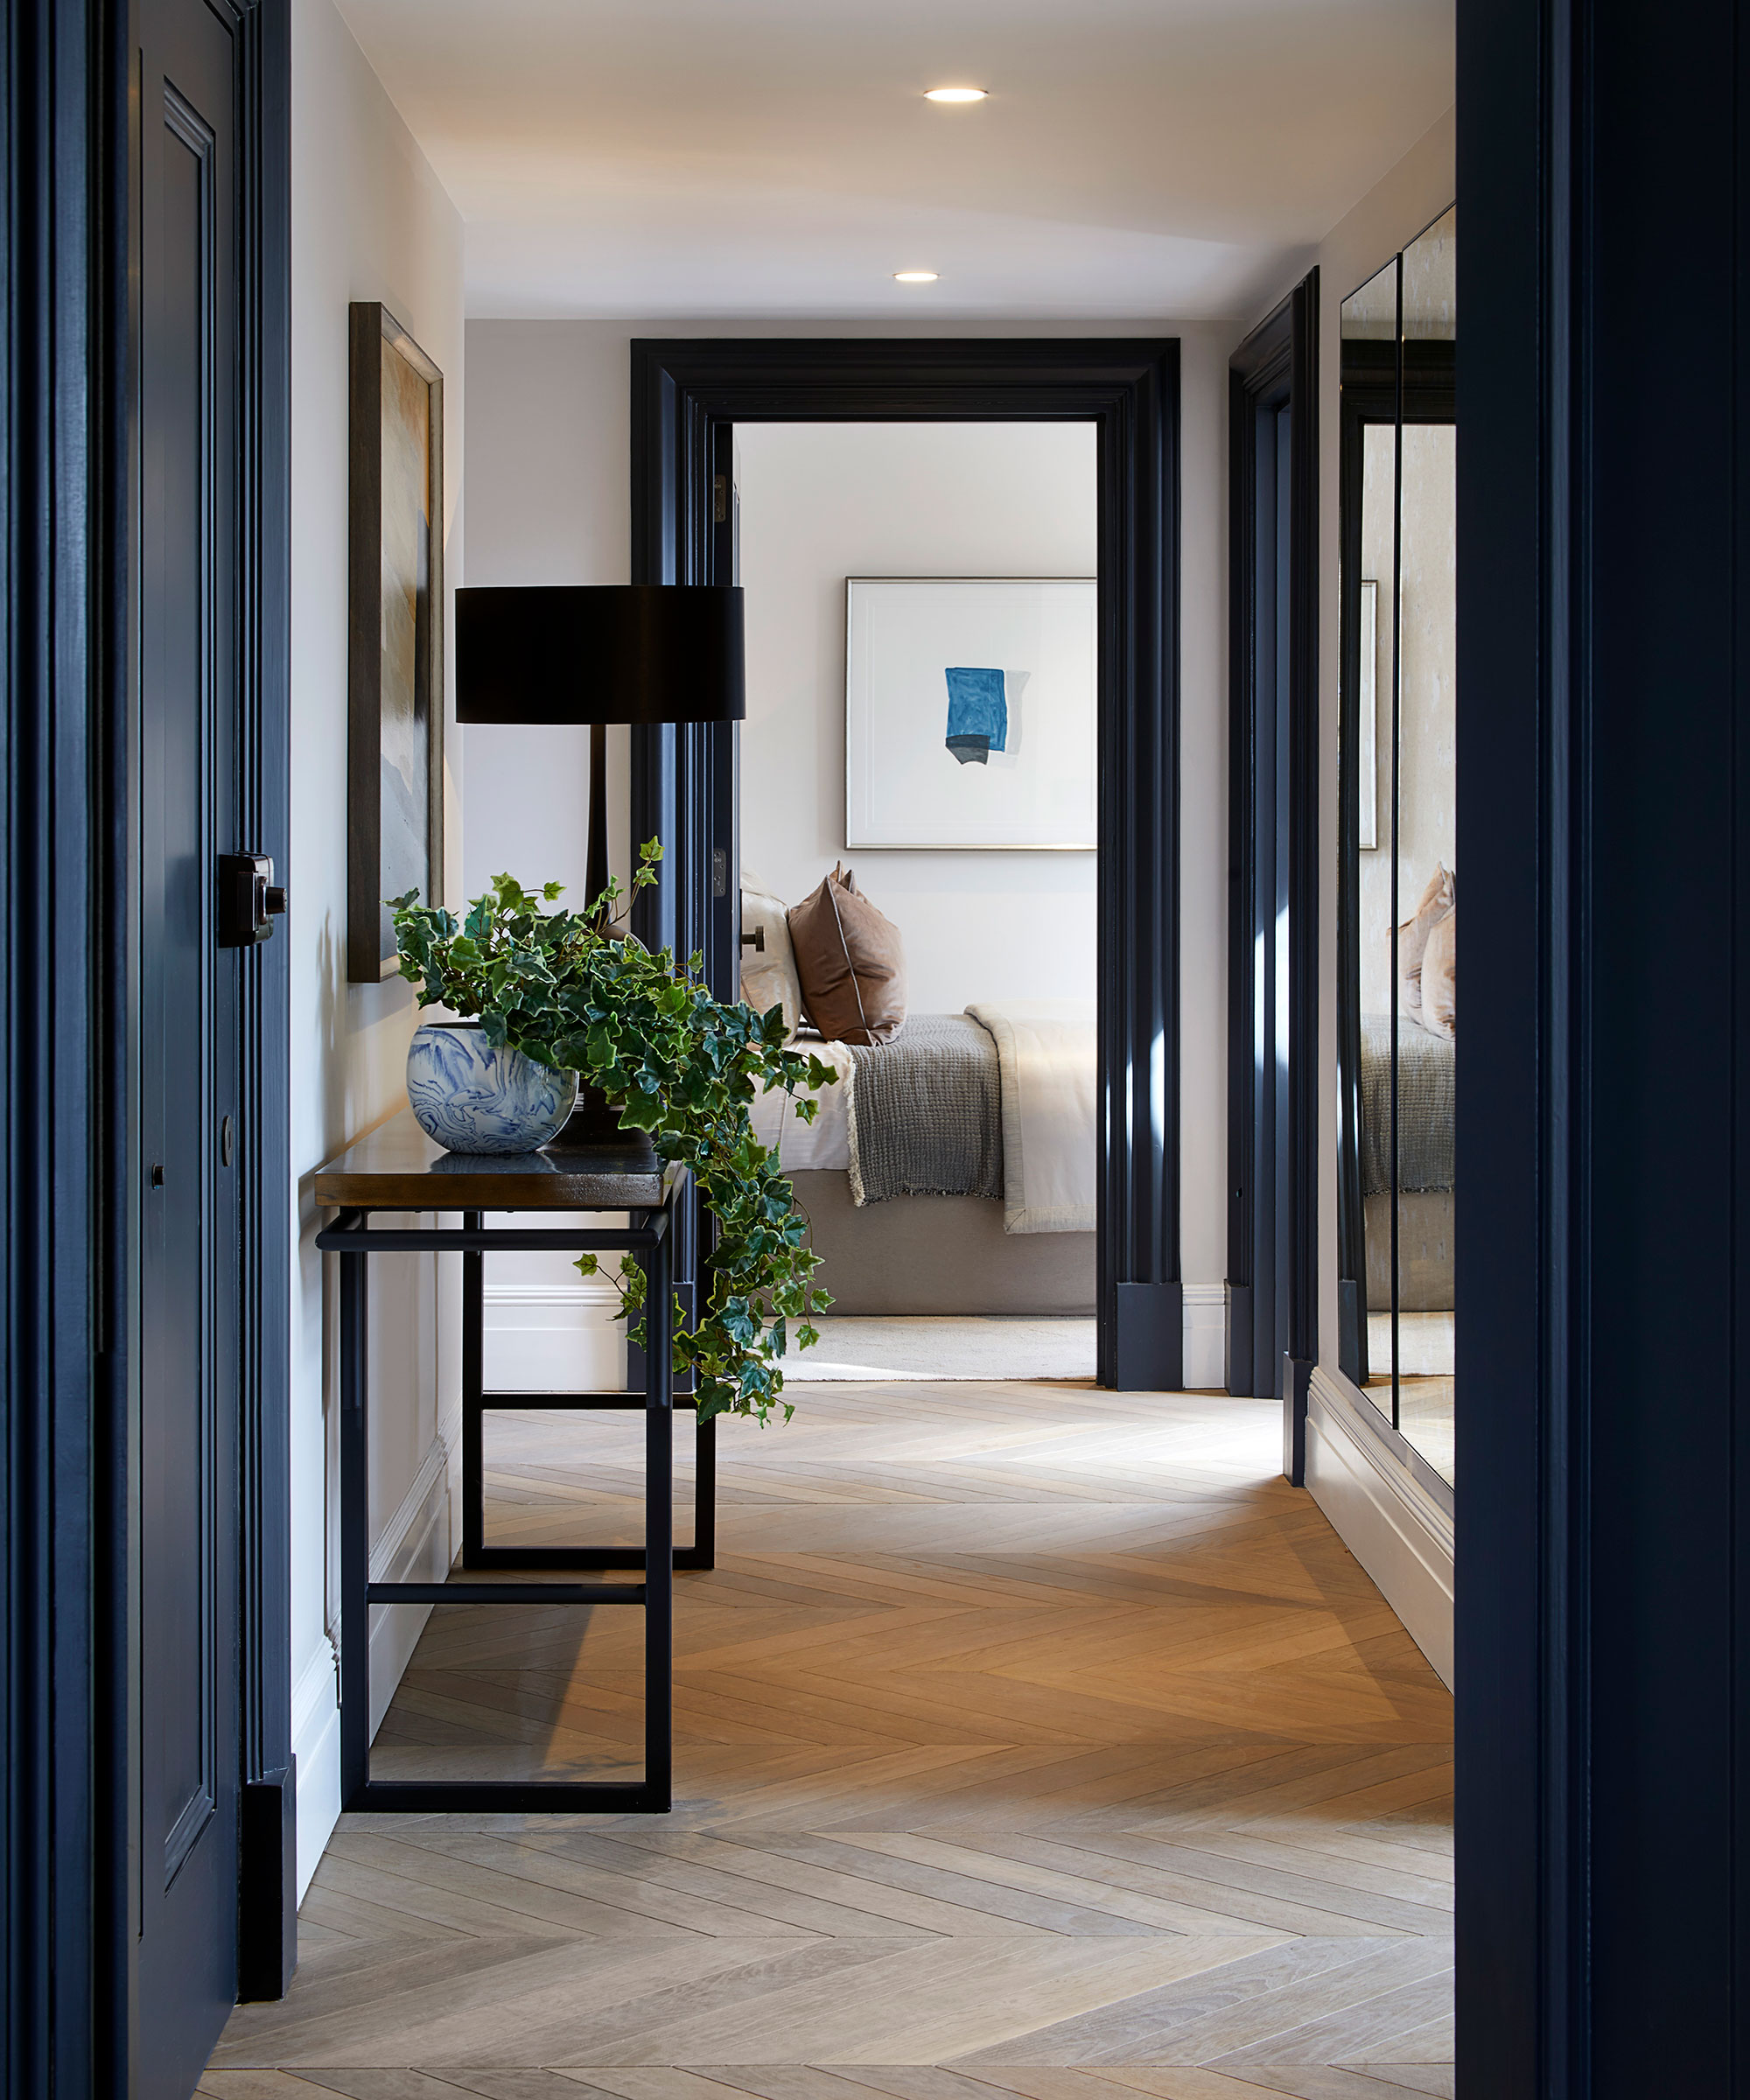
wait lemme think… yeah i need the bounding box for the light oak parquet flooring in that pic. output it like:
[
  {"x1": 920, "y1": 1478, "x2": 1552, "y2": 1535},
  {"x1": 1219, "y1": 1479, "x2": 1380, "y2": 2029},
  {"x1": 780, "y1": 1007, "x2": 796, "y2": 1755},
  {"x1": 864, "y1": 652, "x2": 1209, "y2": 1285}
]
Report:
[{"x1": 209, "y1": 1382, "x2": 1452, "y2": 2098}]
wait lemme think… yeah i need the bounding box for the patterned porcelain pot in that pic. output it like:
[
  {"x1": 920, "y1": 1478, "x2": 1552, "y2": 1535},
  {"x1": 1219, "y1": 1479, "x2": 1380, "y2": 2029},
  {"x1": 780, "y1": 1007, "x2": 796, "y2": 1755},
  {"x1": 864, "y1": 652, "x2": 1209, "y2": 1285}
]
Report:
[{"x1": 406, "y1": 1020, "x2": 578, "y2": 1155}]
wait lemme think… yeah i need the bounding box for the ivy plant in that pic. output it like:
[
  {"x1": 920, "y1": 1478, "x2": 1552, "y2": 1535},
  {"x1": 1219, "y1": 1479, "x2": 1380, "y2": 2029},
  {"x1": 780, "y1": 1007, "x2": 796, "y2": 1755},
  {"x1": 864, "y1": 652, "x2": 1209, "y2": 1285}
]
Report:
[{"x1": 389, "y1": 842, "x2": 836, "y2": 1424}]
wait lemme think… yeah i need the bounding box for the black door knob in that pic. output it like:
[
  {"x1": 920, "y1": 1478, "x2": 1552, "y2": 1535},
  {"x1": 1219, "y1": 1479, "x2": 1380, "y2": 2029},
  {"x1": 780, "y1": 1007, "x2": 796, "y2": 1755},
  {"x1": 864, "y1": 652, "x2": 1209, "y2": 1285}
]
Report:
[{"x1": 264, "y1": 885, "x2": 288, "y2": 917}]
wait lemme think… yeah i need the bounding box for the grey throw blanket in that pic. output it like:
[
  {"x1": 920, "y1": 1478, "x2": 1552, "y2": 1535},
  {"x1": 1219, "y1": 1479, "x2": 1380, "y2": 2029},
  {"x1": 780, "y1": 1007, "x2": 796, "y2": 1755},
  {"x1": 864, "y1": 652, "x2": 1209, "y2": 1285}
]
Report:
[
  {"x1": 1361, "y1": 1014, "x2": 1454, "y2": 1195},
  {"x1": 847, "y1": 1014, "x2": 1003, "y2": 1205}
]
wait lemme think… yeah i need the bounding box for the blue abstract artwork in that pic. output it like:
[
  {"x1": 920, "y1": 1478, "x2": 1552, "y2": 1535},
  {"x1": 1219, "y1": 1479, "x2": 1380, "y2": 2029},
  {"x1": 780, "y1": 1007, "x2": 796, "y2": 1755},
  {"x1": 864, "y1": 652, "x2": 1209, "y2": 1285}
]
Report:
[{"x1": 943, "y1": 665, "x2": 1007, "y2": 765}]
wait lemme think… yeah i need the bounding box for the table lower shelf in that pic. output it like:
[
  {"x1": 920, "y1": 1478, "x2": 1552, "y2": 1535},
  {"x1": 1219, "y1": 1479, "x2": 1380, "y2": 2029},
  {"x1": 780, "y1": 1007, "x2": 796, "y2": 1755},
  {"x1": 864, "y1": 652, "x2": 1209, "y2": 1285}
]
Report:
[{"x1": 346, "y1": 1778, "x2": 668, "y2": 1814}]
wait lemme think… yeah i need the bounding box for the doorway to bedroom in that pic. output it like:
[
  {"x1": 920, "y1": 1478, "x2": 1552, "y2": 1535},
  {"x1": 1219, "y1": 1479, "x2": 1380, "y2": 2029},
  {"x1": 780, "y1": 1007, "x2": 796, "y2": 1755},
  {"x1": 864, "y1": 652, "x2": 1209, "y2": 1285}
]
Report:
[
  {"x1": 628, "y1": 339, "x2": 1183, "y2": 1396},
  {"x1": 733, "y1": 420, "x2": 1099, "y2": 1388}
]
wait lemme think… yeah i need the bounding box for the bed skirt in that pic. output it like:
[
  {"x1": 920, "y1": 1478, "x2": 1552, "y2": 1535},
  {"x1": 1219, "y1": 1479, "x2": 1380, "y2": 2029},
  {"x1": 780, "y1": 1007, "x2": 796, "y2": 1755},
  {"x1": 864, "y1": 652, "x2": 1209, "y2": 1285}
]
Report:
[
  {"x1": 1364, "y1": 1189, "x2": 1454, "y2": 1313},
  {"x1": 788, "y1": 1169, "x2": 1096, "y2": 1316}
]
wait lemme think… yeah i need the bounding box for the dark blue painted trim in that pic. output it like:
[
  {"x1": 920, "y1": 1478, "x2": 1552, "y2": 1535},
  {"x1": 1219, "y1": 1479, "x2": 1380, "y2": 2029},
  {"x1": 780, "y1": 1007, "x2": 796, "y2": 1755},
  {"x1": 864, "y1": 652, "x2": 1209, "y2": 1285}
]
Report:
[
  {"x1": 628, "y1": 338, "x2": 1184, "y2": 1390},
  {"x1": 2, "y1": 0, "x2": 118, "y2": 2089},
  {"x1": 1458, "y1": 0, "x2": 1750, "y2": 2087},
  {"x1": 1226, "y1": 272, "x2": 1319, "y2": 1439},
  {"x1": 234, "y1": 0, "x2": 294, "y2": 2006},
  {"x1": 1, "y1": 0, "x2": 292, "y2": 2082}
]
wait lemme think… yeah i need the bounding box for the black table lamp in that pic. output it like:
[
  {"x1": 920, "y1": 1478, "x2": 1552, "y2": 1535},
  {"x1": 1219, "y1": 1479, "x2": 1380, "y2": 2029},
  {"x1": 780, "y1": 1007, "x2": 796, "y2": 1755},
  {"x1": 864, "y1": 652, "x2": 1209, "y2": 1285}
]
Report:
[{"x1": 456, "y1": 584, "x2": 746, "y2": 913}]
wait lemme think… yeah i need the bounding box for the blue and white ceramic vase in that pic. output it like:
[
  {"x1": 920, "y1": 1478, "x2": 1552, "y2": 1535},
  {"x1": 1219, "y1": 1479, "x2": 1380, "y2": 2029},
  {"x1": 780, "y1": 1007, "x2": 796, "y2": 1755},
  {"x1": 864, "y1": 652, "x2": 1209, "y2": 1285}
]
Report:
[{"x1": 406, "y1": 1020, "x2": 578, "y2": 1155}]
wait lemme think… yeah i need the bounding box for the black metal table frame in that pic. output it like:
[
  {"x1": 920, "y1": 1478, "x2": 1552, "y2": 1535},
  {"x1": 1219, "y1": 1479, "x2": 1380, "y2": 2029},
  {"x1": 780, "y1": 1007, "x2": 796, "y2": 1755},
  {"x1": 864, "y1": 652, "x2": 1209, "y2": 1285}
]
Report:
[
  {"x1": 318, "y1": 1199, "x2": 678, "y2": 1815},
  {"x1": 458, "y1": 1208, "x2": 716, "y2": 1573}
]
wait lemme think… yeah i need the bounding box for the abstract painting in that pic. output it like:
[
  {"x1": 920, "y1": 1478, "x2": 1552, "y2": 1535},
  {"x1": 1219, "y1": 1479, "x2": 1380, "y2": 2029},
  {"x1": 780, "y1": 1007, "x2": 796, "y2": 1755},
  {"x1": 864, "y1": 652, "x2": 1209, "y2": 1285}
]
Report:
[
  {"x1": 845, "y1": 578, "x2": 1096, "y2": 849},
  {"x1": 348, "y1": 301, "x2": 444, "y2": 980},
  {"x1": 943, "y1": 666, "x2": 1008, "y2": 763}
]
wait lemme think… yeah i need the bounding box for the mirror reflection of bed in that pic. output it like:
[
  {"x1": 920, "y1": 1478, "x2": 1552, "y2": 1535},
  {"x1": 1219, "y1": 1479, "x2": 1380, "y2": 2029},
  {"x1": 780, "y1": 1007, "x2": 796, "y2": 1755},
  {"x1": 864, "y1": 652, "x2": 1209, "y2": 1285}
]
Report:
[
  {"x1": 1342, "y1": 206, "x2": 1456, "y2": 1488},
  {"x1": 732, "y1": 422, "x2": 1098, "y2": 1388}
]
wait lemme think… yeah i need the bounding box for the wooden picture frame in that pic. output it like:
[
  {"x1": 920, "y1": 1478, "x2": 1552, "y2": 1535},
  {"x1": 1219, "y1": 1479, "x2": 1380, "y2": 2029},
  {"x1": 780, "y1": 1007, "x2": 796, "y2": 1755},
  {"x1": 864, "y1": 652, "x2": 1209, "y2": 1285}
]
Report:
[{"x1": 348, "y1": 301, "x2": 444, "y2": 982}]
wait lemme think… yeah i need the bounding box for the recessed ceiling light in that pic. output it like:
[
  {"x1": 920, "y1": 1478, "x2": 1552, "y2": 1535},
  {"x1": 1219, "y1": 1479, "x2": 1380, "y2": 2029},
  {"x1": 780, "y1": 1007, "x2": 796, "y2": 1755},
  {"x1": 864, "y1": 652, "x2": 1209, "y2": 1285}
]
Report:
[
  {"x1": 893, "y1": 270, "x2": 940, "y2": 283},
  {"x1": 924, "y1": 86, "x2": 987, "y2": 102}
]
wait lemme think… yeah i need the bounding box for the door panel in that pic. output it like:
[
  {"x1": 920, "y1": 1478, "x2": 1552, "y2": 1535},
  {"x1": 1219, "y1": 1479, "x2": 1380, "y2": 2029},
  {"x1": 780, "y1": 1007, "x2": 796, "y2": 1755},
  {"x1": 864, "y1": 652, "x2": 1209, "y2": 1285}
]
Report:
[{"x1": 138, "y1": 0, "x2": 241, "y2": 2090}]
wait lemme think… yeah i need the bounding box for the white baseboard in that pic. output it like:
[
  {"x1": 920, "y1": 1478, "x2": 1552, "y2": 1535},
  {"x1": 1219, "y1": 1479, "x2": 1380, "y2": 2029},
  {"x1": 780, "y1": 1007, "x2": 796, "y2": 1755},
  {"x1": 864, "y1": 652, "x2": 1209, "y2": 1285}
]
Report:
[
  {"x1": 291, "y1": 1412, "x2": 461, "y2": 1899},
  {"x1": 483, "y1": 1278, "x2": 626, "y2": 1391},
  {"x1": 290, "y1": 1637, "x2": 340, "y2": 1900},
  {"x1": 1180, "y1": 1282, "x2": 1227, "y2": 1390},
  {"x1": 1305, "y1": 1365, "x2": 1454, "y2": 1687},
  {"x1": 368, "y1": 1428, "x2": 457, "y2": 1737},
  {"x1": 488, "y1": 1278, "x2": 1228, "y2": 1393}
]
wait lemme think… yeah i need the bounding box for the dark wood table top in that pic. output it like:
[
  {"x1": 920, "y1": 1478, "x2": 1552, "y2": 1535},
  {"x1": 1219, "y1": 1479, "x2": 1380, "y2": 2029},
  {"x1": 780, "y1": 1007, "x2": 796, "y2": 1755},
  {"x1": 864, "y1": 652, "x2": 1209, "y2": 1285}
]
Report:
[{"x1": 313, "y1": 1108, "x2": 672, "y2": 1211}]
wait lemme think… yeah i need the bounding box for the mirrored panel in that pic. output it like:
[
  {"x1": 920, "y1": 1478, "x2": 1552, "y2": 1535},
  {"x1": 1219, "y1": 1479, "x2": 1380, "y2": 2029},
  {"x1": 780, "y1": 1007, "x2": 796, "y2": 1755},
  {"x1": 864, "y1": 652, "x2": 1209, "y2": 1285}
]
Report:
[
  {"x1": 1393, "y1": 206, "x2": 1455, "y2": 1482},
  {"x1": 1337, "y1": 208, "x2": 1456, "y2": 1488}
]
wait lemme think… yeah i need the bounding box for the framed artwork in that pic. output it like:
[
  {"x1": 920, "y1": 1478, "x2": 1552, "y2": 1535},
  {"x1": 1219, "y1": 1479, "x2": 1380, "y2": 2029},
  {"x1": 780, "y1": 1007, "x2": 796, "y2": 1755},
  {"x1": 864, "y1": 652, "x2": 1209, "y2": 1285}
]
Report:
[
  {"x1": 348, "y1": 301, "x2": 444, "y2": 980},
  {"x1": 1358, "y1": 576, "x2": 1379, "y2": 851},
  {"x1": 844, "y1": 577, "x2": 1097, "y2": 850}
]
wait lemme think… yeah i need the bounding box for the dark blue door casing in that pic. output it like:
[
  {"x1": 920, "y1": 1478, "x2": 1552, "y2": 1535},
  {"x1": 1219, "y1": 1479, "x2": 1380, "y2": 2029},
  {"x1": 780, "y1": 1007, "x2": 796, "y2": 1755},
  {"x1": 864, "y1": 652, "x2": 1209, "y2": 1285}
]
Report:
[
  {"x1": 137, "y1": 0, "x2": 242, "y2": 2089},
  {"x1": 628, "y1": 340, "x2": 1184, "y2": 1390}
]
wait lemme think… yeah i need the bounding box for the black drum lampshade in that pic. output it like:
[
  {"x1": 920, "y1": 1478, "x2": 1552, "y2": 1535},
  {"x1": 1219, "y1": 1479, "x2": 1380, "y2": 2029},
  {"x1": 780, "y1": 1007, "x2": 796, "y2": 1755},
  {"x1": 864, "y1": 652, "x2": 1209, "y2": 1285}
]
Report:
[{"x1": 456, "y1": 583, "x2": 745, "y2": 906}]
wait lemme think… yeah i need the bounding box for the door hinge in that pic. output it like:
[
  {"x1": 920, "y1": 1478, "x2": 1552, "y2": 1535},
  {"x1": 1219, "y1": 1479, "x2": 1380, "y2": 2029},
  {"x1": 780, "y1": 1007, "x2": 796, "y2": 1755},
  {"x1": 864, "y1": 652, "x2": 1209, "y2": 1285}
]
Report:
[
  {"x1": 711, "y1": 847, "x2": 729, "y2": 898},
  {"x1": 713, "y1": 474, "x2": 728, "y2": 526}
]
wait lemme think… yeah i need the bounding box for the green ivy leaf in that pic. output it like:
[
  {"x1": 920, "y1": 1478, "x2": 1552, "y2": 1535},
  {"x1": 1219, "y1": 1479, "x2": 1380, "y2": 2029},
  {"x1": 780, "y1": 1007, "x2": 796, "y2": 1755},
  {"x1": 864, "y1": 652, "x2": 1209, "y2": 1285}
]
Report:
[{"x1": 388, "y1": 858, "x2": 838, "y2": 1426}]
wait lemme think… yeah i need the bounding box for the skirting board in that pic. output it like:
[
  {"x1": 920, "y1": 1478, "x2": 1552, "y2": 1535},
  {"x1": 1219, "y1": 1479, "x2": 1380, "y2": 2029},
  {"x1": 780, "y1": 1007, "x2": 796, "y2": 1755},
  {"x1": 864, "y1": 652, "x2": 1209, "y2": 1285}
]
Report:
[
  {"x1": 484, "y1": 1278, "x2": 626, "y2": 1392},
  {"x1": 1181, "y1": 1282, "x2": 1226, "y2": 1391},
  {"x1": 484, "y1": 1275, "x2": 1228, "y2": 1391},
  {"x1": 290, "y1": 1638, "x2": 340, "y2": 1900},
  {"x1": 486, "y1": 1275, "x2": 1225, "y2": 1390},
  {"x1": 1305, "y1": 1365, "x2": 1454, "y2": 1687},
  {"x1": 291, "y1": 1408, "x2": 462, "y2": 1899}
]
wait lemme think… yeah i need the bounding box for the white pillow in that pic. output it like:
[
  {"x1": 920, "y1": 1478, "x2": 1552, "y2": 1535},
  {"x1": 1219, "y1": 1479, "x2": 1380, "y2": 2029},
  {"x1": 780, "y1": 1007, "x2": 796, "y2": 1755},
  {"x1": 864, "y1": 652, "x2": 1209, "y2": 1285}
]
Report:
[{"x1": 739, "y1": 872, "x2": 802, "y2": 1037}]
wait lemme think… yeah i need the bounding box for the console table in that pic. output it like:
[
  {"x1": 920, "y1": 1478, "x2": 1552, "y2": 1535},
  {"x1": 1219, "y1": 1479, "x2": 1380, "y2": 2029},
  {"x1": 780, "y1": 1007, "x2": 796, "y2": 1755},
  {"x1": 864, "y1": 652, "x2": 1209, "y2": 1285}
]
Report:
[{"x1": 312, "y1": 1109, "x2": 697, "y2": 1815}]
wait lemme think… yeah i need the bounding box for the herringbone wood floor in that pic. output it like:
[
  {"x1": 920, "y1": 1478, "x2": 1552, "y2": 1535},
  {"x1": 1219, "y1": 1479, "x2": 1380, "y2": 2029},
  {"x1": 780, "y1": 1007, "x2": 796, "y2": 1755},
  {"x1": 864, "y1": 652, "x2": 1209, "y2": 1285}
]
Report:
[{"x1": 206, "y1": 1382, "x2": 1454, "y2": 2100}]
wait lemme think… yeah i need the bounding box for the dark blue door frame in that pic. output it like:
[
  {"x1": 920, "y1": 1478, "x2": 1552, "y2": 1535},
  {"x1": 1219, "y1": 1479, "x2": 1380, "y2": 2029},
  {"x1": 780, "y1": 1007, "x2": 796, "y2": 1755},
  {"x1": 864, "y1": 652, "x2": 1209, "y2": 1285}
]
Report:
[
  {"x1": 1458, "y1": 0, "x2": 1750, "y2": 2090},
  {"x1": 0, "y1": 0, "x2": 293, "y2": 2090},
  {"x1": 628, "y1": 339, "x2": 1185, "y2": 1391},
  {"x1": 1226, "y1": 276, "x2": 1320, "y2": 1468}
]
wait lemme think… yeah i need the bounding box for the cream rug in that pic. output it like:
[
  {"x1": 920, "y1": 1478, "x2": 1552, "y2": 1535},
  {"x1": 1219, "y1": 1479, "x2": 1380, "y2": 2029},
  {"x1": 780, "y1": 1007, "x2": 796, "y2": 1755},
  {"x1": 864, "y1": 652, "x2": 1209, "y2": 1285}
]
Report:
[{"x1": 778, "y1": 1315, "x2": 1096, "y2": 1382}]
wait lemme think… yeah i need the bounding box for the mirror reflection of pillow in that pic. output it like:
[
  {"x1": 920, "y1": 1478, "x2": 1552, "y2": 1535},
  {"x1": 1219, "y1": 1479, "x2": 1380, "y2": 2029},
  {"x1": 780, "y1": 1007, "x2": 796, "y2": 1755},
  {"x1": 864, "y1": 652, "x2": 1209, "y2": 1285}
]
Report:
[
  {"x1": 739, "y1": 868, "x2": 803, "y2": 1038},
  {"x1": 1395, "y1": 864, "x2": 1456, "y2": 1017},
  {"x1": 1421, "y1": 906, "x2": 1455, "y2": 1039}
]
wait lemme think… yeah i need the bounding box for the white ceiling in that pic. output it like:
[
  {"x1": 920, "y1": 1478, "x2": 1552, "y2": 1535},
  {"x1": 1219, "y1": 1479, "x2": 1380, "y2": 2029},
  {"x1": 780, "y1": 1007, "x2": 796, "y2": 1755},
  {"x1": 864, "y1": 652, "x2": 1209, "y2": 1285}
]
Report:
[{"x1": 333, "y1": 0, "x2": 1453, "y2": 321}]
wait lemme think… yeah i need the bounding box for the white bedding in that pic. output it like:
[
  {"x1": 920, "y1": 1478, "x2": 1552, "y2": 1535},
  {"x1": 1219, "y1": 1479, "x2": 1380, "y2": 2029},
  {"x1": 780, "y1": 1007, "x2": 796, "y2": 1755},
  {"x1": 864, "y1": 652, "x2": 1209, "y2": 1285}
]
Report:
[
  {"x1": 964, "y1": 1000, "x2": 1096, "y2": 1234},
  {"x1": 749, "y1": 1003, "x2": 1096, "y2": 1236},
  {"x1": 750, "y1": 1037, "x2": 854, "y2": 1169}
]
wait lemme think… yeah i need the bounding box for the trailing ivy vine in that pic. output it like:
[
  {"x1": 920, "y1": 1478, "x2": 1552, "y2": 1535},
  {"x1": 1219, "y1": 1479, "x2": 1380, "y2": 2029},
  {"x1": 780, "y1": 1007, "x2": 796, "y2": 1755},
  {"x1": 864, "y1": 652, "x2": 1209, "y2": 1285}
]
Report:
[{"x1": 389, "y1": 843, "x2": 836, "y2": 1424}]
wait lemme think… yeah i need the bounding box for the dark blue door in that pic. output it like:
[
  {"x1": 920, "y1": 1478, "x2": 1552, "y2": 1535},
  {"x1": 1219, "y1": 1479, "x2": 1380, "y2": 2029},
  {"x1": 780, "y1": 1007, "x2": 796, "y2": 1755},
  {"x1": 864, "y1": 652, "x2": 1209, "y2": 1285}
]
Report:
[{"x1": 137, "y1": 0, "x2": 241, "y2": 2090}]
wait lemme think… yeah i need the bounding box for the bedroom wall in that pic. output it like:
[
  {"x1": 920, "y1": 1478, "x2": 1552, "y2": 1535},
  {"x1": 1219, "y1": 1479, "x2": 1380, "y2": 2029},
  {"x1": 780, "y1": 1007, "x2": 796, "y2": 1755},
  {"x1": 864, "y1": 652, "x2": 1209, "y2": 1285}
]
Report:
[
  {"x1": 287, "y1": 0, "x2": 466, "y2": 1894},
  {"x1": 463, "y1": 317, "x2": 1234, "y2": 1389},
  {"x1": 733, "y1": 419, "x2": 1097, "y2": 1011}
]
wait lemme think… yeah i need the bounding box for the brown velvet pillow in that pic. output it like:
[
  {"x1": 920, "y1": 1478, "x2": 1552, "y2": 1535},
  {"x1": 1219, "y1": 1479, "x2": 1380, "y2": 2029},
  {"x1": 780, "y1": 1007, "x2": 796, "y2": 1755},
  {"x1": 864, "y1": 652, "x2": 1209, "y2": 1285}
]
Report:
[{"x1": 786, "y1": 869, "x2": 906, "y2": 1045}]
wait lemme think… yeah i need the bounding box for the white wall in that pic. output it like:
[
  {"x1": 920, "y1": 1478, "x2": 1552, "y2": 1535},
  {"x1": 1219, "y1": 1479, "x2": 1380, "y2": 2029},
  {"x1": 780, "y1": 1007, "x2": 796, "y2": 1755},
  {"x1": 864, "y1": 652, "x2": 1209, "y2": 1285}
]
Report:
[
  {"x1": 288, "y1": 0, "x2": 465, "y2": 1893},
  {"x1": 463, "y1": 317, "x2": 1234, "y2": 1388},
  {"x1": 735, "y1": 420, "x2": 1096, "y2": 1011}
]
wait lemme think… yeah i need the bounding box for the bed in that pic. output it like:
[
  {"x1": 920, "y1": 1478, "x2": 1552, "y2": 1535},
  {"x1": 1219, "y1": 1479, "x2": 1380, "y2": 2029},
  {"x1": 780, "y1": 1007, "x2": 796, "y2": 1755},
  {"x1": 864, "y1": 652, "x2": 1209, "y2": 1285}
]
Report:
[
  {"x1": 751, "y1": 1003, "x2": 1097, "y2": 1315},
  {"x1": 1359, "y1": 1012, "x2": 1454, "y2": 1313}
]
